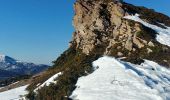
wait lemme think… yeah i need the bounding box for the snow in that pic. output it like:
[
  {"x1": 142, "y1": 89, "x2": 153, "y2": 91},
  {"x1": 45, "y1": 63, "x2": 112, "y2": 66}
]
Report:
[
  {"x1": 124, "y1": 14, "x2": 170, "y2": 47},
  {"x1": 0, "y1": 54, "x2": 6, "y2": 62},
  {"x1": 34, "y1": 72, "x2": 62, "y2": 91},
  {"x1": 70, "y1": 56, "x2": 170, "y2": 100},
  {"x1": 0, "y1": 54, "x2": 17, "y2": 63},
  {"x1": 0, "y1": 85, "x2": 28, "y2": 100}
]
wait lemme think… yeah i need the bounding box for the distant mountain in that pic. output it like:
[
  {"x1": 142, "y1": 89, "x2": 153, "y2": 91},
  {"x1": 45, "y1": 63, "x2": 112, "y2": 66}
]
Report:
[{"x1": 0, "y1": 54, "x2": 49, "y2": 80}]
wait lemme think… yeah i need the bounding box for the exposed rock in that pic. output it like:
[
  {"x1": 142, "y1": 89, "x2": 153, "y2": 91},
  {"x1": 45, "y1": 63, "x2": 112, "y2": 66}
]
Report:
[
  {"x1": 71, "y1": 0, "x2": 151, "y2": 55},
  {"x1": 70, "y1": 0, "x2": 170, "y2": 69},
  {"x1": 132, "y1": 48, "x2": 136, "y2": 52},
  {"x1": 117, "y1": 52, "x2": 123, "y2": 56},
  {"x1": 163, "y1": 60, "x2": 168, "y2": 63},
  {"x1": 133, "y1": 33, "x2": 145, "y2": 49},
  {"x1": 147, "y1": 48, "x2": 153, "y2": 54},
  {"x1": 125, "y1": 35, "x2": 133, "y2": 51},
  {"x1": 148, "y1": 41, "x2": 155, "y2": 47},
  {"x1": 26, "y1": 0, "x2": 170, "y2": 99},
  {"x1": 72, "y1": 0, "x2": 124, "y2": 54},
  {"x1": 117, "y1": 46, "x2": 121, "y2": 49}
]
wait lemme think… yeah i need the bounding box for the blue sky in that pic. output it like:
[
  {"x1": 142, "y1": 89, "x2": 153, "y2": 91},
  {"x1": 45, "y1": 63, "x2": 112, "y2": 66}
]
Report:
[
  {"x1": 124, "y1": 0, "x2": 170, "y2": 16},
  {"x1": 0, "y1": 0, "x2": 169, "y2": 65}
]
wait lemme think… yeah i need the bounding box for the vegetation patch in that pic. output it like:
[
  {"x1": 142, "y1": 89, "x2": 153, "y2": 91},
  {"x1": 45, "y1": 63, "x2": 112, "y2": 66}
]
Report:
[
  {"x1": 26, "y1": 46, "x2": 101, "y2": 100},
  {"x1": 109, "y1": 21, "x2": 170, "y2": 67},
  {"x1": 123, "y1": 2, "x2": 170, "y2": 28}
]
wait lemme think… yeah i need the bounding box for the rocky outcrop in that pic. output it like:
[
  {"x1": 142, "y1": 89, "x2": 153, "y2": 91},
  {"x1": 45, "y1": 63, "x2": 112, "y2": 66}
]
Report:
[
  {"x1": 26, "y1": 0, "x2": 170, "y2": 99},
  {"x1": 71, "y1": 0, "x2": 152, "y2": 55},
  {"x1": 70, "y1": 0, "x2": 170, "y2": 67}
]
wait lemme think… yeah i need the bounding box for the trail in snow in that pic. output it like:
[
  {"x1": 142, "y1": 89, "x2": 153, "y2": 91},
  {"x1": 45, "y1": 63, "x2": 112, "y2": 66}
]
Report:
[
  {"x1": 70, "y1": 56, "x2": 170, "y2": 100},
  {"x1": 0, "y1": 85, "x2": 28, "y2": 100},
  {"x1": 124, "y1": 14, "x2": 170, "y2": 47}
]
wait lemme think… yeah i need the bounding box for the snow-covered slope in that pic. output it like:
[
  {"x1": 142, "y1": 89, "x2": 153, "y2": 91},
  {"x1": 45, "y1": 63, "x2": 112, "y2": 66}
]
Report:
[
  {"x1": 70, "y1": 56, "x2": 170, "y2": 100},
  {"x1": 124, "y1": 14, "x2": 170, "y2": 47},
  {"x1": 34, "y1": 72, "x2": 63, "y2": 92},
  {"x1": 0, "y1": 85, "x2": 28, "y2": 100},
  {"x1": 0, "y1": 54, "x2": 49, "y2": 80}
]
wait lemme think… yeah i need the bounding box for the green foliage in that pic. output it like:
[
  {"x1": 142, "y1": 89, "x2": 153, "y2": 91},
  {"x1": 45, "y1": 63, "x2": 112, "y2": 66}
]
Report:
[
  {"x1": 132, "y1": 26, "x2": 157, "y2": 43},
  {"x1": 148, "y1": 45, "x2": 170, "y2": 67},
  {"x1": 26, "y1": 2, "x2": 170, "y2": 99},
  {"x1": 127, "y1": 20, "x2": 136, "y2": 27},
  {"x1": 26, "y1": 90, "x2": 35, "y2": 100},
  {"x1": 99, "y1": 4, "x2": 111, "y2": 29},
  {"x1": 123, "y1": 2, "x2": 170, "y2": 27},
  {"x1": 26, "y1": 47, "x2": 100, "y2": 100},
  {"x1": 109, "y1": 21, "x2": 170, "y2": 66}
]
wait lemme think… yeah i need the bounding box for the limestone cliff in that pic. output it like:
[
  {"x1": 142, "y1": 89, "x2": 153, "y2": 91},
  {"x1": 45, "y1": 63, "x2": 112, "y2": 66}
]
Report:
[
  {"x1": 72, "y1": 0, "x2": 150, "y2": 55},
  {"x1": 26, "y1": 0, "x2": 170, "y2": 99},
  {"x1": 71, "y1": 0, "x2": 170, "y2": 67}
]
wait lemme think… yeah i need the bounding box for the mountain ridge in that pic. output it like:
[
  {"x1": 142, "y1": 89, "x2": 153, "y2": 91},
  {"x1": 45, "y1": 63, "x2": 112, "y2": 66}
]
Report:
[
  {"x1": 0, "y1": 54, "x2": 49, "y2": 80},
  {"x1": 26, "y1": 0, "x2": 170, "y2": 99}
]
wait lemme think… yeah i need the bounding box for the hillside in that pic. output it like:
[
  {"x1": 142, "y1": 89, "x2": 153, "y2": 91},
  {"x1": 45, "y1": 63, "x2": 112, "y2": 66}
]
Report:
[
  {"x1": 0, "y1": 85, "x2": 28, "y2": 100},
  {"x1": 25, "y1": 0, "x2": 170, "y2": 100},
  {"x1": 71, "y1": 56, "x2": 170, "y2": 100}
]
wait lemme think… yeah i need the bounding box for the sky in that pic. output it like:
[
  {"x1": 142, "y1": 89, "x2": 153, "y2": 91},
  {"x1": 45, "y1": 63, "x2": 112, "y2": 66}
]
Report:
[{"x1": 0, "y1": 0, "x2": 169, "y2": 65}]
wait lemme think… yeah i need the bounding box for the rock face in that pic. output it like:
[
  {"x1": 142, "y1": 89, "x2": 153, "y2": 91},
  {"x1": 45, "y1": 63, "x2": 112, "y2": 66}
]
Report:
[
  {"x1": 26, "y1": 0, "x2": 170, "y2": 99},
  {"x1": 71, "y1": 0, "x2": 149, "y2": 55},
  {"x1": 70, "y1": 0, "x2": 170, "y2": 67}
]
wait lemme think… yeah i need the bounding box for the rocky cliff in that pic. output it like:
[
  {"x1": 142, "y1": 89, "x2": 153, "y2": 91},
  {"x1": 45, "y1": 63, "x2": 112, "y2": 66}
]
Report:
[
  {"x1": 72, "y1": 0, "x2": 145, "y2": 54},
  {"x1": 26, "y1": 0, "x2": 170, "y2": 99},
  {"x1": 71, "y1": 0, "x2": 170, "y2": 66},
  {"x1": 72, "y1": 0, "x2": 125, "y2": 54}
]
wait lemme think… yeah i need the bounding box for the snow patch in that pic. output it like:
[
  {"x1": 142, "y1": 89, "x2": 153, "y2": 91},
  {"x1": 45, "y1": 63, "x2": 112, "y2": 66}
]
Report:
[
  {"x1": 0, "y1": 54, "x2": 6, "y2": 62},
  {"x1": 124, "y1": 14, "x2": 170, "y2": 47},
  {"x1": 34, "y1": 72, "x2": 62, "y2": 91},
  {"x1": 0, "y1": 85, "x2": 28, "y2": 100},
  {"x1": 70, "y1": 56, "x2": 170, "y2": 100}
]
